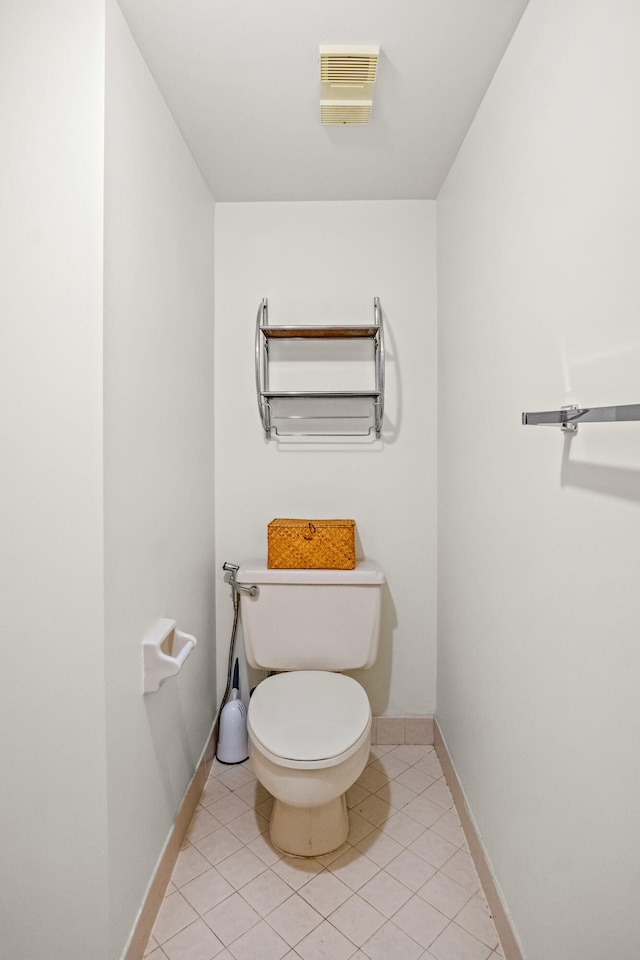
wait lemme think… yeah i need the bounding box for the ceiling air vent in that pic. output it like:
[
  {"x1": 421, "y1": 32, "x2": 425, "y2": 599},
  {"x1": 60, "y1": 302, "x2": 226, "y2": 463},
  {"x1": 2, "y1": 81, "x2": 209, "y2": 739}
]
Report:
[{"x1": 320, "y1": 45, "x2": 379, "y2": 125}]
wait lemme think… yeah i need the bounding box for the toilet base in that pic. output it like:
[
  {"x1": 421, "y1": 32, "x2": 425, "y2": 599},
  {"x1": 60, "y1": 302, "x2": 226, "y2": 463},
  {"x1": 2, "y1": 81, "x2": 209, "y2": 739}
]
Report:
[{"x1": 269, "y1": 793, "x2": 349, "y2": 858}]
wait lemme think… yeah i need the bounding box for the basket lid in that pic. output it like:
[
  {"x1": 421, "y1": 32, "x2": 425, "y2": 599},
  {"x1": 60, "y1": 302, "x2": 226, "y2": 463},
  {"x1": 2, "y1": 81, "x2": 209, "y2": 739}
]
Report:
[
  {"x1": 237, "y1": 558, "x2": 385, "y2": 585},
  {"x1": 248, "y1": 671, "x2": 371, "y2": 762}
]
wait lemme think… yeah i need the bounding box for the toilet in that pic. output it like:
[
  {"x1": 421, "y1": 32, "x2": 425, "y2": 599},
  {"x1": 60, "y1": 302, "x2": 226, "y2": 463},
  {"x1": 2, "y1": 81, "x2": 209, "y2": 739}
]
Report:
[{"x1": 236, "y1": 559, "x2": 385, "y2": 857}]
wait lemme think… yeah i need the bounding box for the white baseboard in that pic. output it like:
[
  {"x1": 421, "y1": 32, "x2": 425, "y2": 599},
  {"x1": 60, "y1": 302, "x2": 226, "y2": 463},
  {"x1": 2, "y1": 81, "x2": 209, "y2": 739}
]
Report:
[
  {"x1": 121, "y1": 720, "x2": 217, "y2": 960},
  {"x1": 434, "y1": 719, "x2": 524, "y2": 960}
]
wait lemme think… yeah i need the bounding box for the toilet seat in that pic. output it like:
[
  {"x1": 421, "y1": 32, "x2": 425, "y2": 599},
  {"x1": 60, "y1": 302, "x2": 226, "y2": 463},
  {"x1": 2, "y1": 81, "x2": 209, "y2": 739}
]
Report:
[{"x1": 248, "y1": 671, "x2": 371, "y2": 769}]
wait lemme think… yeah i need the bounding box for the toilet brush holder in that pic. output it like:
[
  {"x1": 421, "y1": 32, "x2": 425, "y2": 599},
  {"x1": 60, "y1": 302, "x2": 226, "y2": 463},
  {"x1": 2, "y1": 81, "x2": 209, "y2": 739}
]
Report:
[{"x1": 217, "y1": 660, "x2": 249, "y2": 764}]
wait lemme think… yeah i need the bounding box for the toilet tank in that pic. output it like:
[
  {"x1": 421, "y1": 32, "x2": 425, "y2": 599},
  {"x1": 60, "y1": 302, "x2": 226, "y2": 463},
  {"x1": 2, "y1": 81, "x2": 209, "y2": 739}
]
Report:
[{"x1": 236, "y1": 559, "x2": 385, "y2": 671}]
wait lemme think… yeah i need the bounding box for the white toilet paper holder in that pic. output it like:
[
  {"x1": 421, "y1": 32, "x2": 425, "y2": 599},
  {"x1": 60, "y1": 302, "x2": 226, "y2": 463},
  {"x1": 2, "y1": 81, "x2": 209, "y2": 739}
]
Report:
[{"x1": 143, "y1": 618, "x2": 197, "y2": 694}]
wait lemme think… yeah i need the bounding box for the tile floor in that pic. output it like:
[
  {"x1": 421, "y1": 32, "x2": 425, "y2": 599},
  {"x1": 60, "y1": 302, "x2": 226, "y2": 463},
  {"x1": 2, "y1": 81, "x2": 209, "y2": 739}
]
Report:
[{"x1": 145, "y1": 743, "x2": 504, "y2": 960}]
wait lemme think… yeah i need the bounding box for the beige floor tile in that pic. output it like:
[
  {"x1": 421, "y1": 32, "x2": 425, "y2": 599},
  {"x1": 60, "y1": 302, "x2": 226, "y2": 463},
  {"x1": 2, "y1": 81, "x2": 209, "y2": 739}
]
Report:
[
  {"x1": 201, "y1": 892, "x2": 260, "y2": 945},
  {"x1": 233, "y1": 779, "x2": 271, "y2": 809},
  {"x1": 246, "y1": 831, "x2": 283, "y2": 867},
  {"x1": 145, "y1": 949, "x2": 167, "y2": 960},
  {"x1": 143, "y1": 935, "x2": 158, "y2": 956},
  {"x1": 271, "y1": 854, "x2": 325, "y2": 890},
  {"x1": 239, "y1": 868, "x2": 293, "y2": 917},
  {"x1": 207, "y1": 793, "x2": 252, "y2": 826},
  {"x1": 188, "y1": 807, "x2": 224, "y2": 844},
  {"x1": 357, "y1": 870, "x2": 413, "y2": 918},
  {"x1": 196, "y1": 827, "x2": 245, "y2": 866},
  {"x1": 172, "y1": 844, "x2": 214, "y2": 888},
  {"x1": 348, "y1": 810, "x2": 378, "y2": 844},
  {"x1": 354, "y1": 828, "x2": 404, "y2": 868},
  {"x1": 384, "y1": 849, "x2": 436, "y2": 892},
  {"x1": 360, "y1": 920, "x2": 424, "y2": 960},
  {"x1": 351, "y1": 794, "x2": 393, "y2": 828},
  {"x1": 414, "y1": 754, "x2": 444, "y2": 779},
  {"x1": 297, "y1": 869, "x2": 353, "y2": 916},
  {"x1": 225, "y1": 809, "x2": 269, "y2": 845},
  {"x1": 226, "y1": 919, "x2": 290, "y2": 960},
  {"x1": 410, "y1": 829, "x2": 458, "y2": 869},
  {"x1": 423, "y1": 780, "x2": 454, "y2": 810},
  {"x1": 265, "y1": 893, "x2": 324, "y2": 946},
  {"x1": 216, "y1": 765, "x2": 255, "y2": 792},
  {"x1": 392, "y1": 895, "x2": 449, "y2": 950},
  {"x1": 395, "y1": 766, "x2": 437, "y2": 795},
  {"x1": 388, "y1": 744, "x2": 434, "y2": 765},
  {"x1": 328, "y1": 847, "x2": 380, "y2": 891},
  {"x1": 403, "y1": 795, "x2": 448, "y2": 829},
  {"x1": 428, "y1": 921, "x2": 492, "y2": 960},
  {"x1": 181, "y1": 866, "x2": 235, "y2": 915},
  {"x1": 295, "y1": 918, "x2": 358, "y2": 960},
  {"x1": 430, "y1": 811, "x2": 466, "y2": 848},
  {"x1": 356, "y1": 766, "x2": 388, "y2": 795},
  {"x1": 256, "y1": 796, "x2": 274, "y2": 820},
  {"x1": 370, "y1": 754, "x2": 410, "y2": 780},
  {"x1": 417, "y1": 872, "x2": 474, "y2": 919},
  {"x1": 162, "y1": 918, "x2": 225, "y2": 960},
  {"x1": 200, "y1": 778, "x2": 231, "y2": 807},
  {"x1": 375, "y1": 779, "x2": 418, "y2": 811},
  {"x1": 329, "y1": 893, "x2": 386, "y2": 947},
  {"x1": 440, "y1": 850, "x2": 480, "y2": 894},
  {"x1": 208, "y1": 758, "x2": 233, "y2": 778},
  {"x1": 454, "y1": 896, "x2": 500, "y2": 949},
  {"x1": 315, "y1": 840, "x2": 351, "y2": 867},
  {"x1": 216, "y1": 847, "x2": 268, "y2": 889},
  {"x1": 346, "y1": 783, "x2": 370, "y2": 809},
  {"x1": 380, "y1": 811, "x2": 426, "y2": 848},
  {"x1": 153, "y1": 891, "x2": 200, "y2": 945}
]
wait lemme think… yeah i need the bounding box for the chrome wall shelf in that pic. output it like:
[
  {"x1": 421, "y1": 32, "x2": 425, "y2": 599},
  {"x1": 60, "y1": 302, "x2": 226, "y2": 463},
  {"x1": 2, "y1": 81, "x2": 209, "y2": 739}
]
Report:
[
  {"x1": 255, "y1": 298, "x2": 385, "y2": 439},
  {"x1": 522, "y1": 403, "x2": 640, "y2": 433}
]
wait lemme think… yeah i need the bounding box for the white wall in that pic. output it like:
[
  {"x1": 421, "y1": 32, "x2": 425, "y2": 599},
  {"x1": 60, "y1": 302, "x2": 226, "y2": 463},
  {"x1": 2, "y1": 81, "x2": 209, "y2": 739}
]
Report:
[
  {"x1": 0, "y1": 3, "x2": 216, "y2": 956},
  {"x1": 437, "y1": 1, "x2": 640, "y2": 957},
  {"x1": 0, "y1": 2, "x2": 109, "y2": 958},
  {"x1": 214, "y1": 201, "x2": 436, "y2": 718},
  {"x1": 104, "y1": 1, "x2": 216, "y2": 954}
]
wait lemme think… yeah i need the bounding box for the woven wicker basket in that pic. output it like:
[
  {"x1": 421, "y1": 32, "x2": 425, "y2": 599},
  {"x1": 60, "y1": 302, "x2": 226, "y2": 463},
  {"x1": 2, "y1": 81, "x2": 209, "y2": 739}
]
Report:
[{"x1": 267, "y1": 518, "x2": 356, "y2": 569}]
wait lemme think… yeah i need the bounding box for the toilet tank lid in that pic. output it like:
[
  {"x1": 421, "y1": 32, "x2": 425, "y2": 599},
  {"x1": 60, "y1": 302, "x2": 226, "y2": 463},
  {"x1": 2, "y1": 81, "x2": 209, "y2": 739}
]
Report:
[{"x1": 237, "y1": 559, "x2": 385, "y2": 585}]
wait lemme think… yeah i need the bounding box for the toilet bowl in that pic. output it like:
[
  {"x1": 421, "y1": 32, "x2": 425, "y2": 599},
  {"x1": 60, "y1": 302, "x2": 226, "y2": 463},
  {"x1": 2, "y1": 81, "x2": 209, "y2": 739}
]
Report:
[
  {"x1": 236, "y1": 558, "x2": 385, "y2": 858},
  {"x1": 247, "y1": 671, "x2": 372, "y2": 856}
]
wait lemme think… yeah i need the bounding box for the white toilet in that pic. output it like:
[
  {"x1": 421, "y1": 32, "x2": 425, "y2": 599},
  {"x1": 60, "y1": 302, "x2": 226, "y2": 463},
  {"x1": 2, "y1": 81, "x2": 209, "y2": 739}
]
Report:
[{"x1": 236, "y1": 559, "x2": 385, "y2": 857}]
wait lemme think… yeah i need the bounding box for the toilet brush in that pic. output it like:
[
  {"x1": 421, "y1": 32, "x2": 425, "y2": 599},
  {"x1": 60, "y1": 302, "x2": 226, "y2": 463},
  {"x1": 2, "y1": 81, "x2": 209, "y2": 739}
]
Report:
[{"x1": 217, "y1": 659, "x2": 249, "y2": 764}]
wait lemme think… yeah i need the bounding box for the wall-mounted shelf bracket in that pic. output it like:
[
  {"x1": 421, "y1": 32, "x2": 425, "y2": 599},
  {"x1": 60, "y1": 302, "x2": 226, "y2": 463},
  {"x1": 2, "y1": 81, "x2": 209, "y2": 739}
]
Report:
[{"x1": 522, "y1": 402, "x2": 640, "y2": 434}]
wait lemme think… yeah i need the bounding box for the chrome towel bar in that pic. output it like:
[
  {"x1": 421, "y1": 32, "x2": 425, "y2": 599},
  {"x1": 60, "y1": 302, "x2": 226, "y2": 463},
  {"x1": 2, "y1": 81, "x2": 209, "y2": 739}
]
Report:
[{"x1": 522, "y1": 403, "x2": 640, "y2": 433}]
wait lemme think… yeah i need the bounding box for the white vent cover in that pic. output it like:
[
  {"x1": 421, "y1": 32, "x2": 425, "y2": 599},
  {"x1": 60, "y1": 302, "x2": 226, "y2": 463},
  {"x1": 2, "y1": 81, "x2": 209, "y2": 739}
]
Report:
[{"x1": 320, "y1": 45, "x2": 379, "y2": 125}]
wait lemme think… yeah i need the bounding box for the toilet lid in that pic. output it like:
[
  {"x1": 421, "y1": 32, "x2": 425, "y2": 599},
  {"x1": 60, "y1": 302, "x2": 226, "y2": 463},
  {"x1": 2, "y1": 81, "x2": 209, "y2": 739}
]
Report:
[{"x1": 248, "y1": 671, "x2": 371, "y2": 763}]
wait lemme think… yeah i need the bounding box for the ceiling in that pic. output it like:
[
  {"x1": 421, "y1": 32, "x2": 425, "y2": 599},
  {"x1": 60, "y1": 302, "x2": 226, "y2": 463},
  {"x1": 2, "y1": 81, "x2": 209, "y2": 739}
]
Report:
[{"x1": 117, "y1": 0, "x2": 530, "y2": 202}]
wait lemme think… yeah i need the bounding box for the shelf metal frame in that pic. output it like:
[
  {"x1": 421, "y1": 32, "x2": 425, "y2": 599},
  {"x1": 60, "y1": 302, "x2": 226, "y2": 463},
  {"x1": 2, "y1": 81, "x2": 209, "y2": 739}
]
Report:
[{"x1": 255, "y1": 297, "x2": 385, "y2": 439}]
